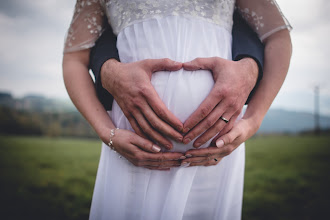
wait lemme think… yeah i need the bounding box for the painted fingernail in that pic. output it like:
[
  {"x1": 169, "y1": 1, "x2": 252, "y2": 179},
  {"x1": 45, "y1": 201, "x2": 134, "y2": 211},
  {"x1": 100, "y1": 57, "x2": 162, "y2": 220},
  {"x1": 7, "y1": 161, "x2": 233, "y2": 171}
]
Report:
[
  {"x1": 216, "y1": 139, "x2": 224, "y2": 148},
  {"x1": 152, "y1": 144, "x2": 161, "y2": 152},
  {"x1": 185, "y1": 154, "x2": 192, "y2": 158},
  {"x1": 180, "y1": 162, "x2": 190, "y2": 168},
  {"x1": 182, "y1": 127, "x2": 190, "y2": 133},
  {"x1": 180, "y1": 156, "x2": 186, "y2": 160},
  {"x1": 183, "y1": 138, "x2": 191, "y2": 145}
]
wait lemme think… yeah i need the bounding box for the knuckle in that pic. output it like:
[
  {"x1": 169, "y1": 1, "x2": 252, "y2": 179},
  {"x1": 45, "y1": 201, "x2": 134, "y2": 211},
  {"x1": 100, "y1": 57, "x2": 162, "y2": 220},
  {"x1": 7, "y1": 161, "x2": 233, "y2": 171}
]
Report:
[
  {"x1": 156, "y1": 108, "x2": 166, "y2": 119},
  {"x1": 139, "y1": 85, "x2": 150, "y2": 97},
  {"x1": 233, "y1": 102, "x2": 240, "y2": 110},
  {"x1": 195, "y1": 57, "x2": 201, "y2": 63},
  {"x1": 158, "y1": 153, "x2": 166, "y2": 162},
  {"x1": 141, "y1": 125, "x2": 152, "y2": 134},
  {"x1": 219, "y1": 87, "x2": 229, "y2": 98},
  {"x1": 143, "y1": 142, "x2": 153, "y2": 151},
  {"x1": 224, "y1": 146, "x2": 234, "y2": 155},
  {"x1": 227, "y1": 99, "x2": 237, "y2": 109},
  {"x1": 134, "y1": 152, "x2": 144, "y2": 161},
  {"x1": 205, "y1": 119, "x2": 215, "y2": 128},
  {"x1": 162, "y1": 58, "x2": 171, "y2": 65},
  {"x1": 227, "y1": 135, "x2": 234, "y2": 144},
  {"x1": 200, "y1": 106, "x2": 210, "y2": 118}
]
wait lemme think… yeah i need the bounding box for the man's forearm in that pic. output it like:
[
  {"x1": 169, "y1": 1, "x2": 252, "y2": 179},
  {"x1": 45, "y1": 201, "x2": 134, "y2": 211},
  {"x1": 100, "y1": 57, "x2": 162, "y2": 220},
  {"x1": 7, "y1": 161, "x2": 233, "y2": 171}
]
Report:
[{"x1": 89, "y1": 10, "x2": 265, "y2": 110}]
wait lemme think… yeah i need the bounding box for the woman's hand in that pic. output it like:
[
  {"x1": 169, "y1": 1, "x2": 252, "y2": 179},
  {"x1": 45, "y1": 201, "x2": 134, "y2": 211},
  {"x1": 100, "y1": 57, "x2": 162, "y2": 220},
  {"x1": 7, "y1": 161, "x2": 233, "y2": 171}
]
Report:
[
  {"x1": 180, "y1": 118, "x2": 259, "y2": 167},
  {"x1": 111, "y1": 129, "x2": 185, "y2": 170}
]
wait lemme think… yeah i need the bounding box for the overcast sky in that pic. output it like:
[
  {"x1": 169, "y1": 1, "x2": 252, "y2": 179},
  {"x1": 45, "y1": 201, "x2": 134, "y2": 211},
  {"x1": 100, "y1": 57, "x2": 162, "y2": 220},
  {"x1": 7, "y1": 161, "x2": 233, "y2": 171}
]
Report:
[{"x1": 0, "y1": 0, "x2": 329, "y2": 115}]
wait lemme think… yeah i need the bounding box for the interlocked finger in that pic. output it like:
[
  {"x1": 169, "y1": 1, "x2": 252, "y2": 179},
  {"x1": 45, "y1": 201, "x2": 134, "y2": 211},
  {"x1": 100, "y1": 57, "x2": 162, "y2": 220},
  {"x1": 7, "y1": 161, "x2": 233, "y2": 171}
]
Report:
[
  {"x1": 137, "y1": 159, "x2": 181, "y2": 168},
  {"x1": 138, "y1": 151, "x2": 185, "y2": 162},
  {"x1": 181, "y1": 156, "x2": 222, "y2": 167}
]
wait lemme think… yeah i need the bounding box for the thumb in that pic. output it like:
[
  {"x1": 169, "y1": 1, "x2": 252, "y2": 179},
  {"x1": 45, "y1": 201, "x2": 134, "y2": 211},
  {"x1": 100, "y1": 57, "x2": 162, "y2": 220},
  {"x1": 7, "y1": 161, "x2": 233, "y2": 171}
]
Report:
[
  {"x1": 144, "y1": 58, "x2": 182, "y2": 72},
  {"x1": 132, "y1": 133, "x2": 162, "y2": 153},
  {"x1": 183, "y1": 57, "x2": 216, "y2": 71},
  {"x1": 215, "y1": 128, "x2": 238, "y2": 148}
]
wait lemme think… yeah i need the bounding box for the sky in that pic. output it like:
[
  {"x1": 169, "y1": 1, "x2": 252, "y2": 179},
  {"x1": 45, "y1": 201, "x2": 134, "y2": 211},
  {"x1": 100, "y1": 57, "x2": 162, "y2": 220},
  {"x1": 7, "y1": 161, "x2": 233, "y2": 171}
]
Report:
[{"x1": 0, "y1": 0, "x2": 329, "y2": 116}]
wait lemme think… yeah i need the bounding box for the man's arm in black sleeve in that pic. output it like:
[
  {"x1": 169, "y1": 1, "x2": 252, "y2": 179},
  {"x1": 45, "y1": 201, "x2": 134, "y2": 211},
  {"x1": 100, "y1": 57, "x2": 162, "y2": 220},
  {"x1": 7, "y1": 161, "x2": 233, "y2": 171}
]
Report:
[
  {"x1": 232, "y1": 10, "x2": 264, "y2": 104},
  {"x1": 89, "y1": 23, "x2": 118, "y2": 111},
  {"x1": 90, "y1": 12, "x2": 264, "y2": 109}
]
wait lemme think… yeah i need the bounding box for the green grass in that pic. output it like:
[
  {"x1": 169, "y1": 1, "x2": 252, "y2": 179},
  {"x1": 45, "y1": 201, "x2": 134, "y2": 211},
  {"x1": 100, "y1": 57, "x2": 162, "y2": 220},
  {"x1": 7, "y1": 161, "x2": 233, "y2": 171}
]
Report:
[
  {"x1": 0, "y1": 136, "x2": 101, "y2": 220},
  {"x1": 243, "y1": 135, "x2": 330, "y2": 220},
  {"x1": 0, "y1": 135, "x2": 329, "y2": 219}
]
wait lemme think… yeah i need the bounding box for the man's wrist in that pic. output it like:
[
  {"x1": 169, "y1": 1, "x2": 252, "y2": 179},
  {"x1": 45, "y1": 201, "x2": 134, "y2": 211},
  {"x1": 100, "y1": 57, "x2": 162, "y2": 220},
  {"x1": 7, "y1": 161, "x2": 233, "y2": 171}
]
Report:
[
  {"x1": 100, "y1": 58, "x2": 119, "y2": 91},
  {"x1": 237, "y1": 57, "x2": 259, "y2": 86}
]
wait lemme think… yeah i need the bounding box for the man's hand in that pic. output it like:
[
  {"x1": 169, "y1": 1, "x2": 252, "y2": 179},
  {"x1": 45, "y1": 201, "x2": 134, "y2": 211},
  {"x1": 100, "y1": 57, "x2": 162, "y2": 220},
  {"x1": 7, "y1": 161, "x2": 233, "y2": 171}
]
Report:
[
  {"x1": 182, "y1": 57, "x2": 258, "y2": 148},
  {"x1": 180, "y1": 117, "x2": 259, "y2": 167},
  {"x1": 101, "y1": 58, "x2": 184, "y2": 149}
]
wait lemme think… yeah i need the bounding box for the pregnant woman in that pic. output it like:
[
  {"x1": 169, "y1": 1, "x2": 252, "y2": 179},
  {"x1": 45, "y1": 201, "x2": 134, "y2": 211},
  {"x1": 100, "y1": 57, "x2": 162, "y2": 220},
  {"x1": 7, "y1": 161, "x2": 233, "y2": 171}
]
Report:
[{"x1": 62, "y1": 0, "x2": 292, "y2": 219}]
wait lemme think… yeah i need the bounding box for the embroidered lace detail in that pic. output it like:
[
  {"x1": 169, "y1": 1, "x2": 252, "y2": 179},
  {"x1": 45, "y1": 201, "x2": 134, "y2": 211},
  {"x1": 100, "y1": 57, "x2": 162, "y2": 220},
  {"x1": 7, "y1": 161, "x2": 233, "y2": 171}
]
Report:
[
  {"x1": 64, "y1": 0, "x2": 105, "y2": 53},
  {"x1": 63, "y1": 0, "x2": 292, "y2": 53},
  {"x1": 236, "y1": 0, "x2": 292, "y2": 41},
  {"x1": 104, "y1": 0, "x2": 235, "y2": 35}
]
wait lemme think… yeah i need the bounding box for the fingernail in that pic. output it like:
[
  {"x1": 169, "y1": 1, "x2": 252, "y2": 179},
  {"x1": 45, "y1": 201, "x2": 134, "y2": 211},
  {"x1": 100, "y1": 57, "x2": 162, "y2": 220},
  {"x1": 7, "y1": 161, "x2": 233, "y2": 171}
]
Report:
[
  {"x1": 176, "y1": 136, "x2": 183, "y2": 142},
  {"x1": 173, "y1": 61, "x2": 181, "y2": 65},
  {"x1": 183, "y1": 138, "x2": 191, "y2": 145},
  {"x1": 194, "y1": 142, "x2": 201, "y2": 148},
  {"x1": 185, "y1": 154, "x2": 192, "y2": 158},
  {"x1": 179, "y1": 156, "x2": 186, "y2": 160},
  {"x1": 152, "y1": 144, "x2": 161, "y2": 152},
  {"x1": 165, "y1": 144, "x2": 172, "y2": 149},
  {"x1": 182, "y1": 127, "x2": 190, "y2": 133},
  {"x1": 216, "y1": 139, "x2": 224, "y2": 148},
  {"x1": 180, "y1": 162, "x2": 190, "y2": 168}
]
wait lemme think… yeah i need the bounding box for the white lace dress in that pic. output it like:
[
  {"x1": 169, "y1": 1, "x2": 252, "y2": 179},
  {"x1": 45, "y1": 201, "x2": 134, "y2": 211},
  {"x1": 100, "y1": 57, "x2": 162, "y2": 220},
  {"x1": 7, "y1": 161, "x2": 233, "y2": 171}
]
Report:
[{"x1": 64, "y1": 1, "x2": 291, "y2": 219}]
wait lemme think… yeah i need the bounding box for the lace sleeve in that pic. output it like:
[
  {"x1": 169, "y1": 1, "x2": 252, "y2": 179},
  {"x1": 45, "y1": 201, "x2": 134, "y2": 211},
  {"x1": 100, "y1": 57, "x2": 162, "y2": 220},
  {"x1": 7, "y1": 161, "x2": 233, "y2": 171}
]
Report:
[
  {"x1": 63, "y1": 0, "x2": 105, "y2": 53},
  {"x1": 236, "y1": 0, "x2": 292, "y2": 42}
]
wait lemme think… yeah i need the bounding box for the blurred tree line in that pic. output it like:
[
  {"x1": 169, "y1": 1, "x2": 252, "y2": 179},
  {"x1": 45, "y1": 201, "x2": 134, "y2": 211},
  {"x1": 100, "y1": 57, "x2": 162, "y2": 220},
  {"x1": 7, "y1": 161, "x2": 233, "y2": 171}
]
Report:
[{"x1": 0, "y1": 106, "x2": 97, "y2": 138}]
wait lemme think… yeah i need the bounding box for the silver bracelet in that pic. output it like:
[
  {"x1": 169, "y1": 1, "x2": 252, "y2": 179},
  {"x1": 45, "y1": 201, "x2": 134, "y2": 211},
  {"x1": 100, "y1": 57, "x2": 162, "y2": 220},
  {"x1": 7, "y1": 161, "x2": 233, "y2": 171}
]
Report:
[{"x1": 108, "y1": 128, "x2": 119, "y2": 150}]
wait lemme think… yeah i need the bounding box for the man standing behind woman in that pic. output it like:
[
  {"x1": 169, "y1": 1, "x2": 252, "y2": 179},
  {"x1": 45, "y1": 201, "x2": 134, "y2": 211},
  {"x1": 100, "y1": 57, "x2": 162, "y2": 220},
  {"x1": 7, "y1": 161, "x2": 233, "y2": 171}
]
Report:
[{"x1": 63, "y1": 0, "x2": 292, "y2": 219}]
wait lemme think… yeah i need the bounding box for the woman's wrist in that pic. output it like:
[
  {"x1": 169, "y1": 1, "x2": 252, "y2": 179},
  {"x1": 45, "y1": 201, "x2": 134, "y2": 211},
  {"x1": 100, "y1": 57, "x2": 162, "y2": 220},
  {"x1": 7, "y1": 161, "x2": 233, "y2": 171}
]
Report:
[
  {"x1": 242, "y1": 111, "x2": 263, "y2": 136},
  {"x1": 96, "y1": 123, "x2": 117, "y2": 145}
]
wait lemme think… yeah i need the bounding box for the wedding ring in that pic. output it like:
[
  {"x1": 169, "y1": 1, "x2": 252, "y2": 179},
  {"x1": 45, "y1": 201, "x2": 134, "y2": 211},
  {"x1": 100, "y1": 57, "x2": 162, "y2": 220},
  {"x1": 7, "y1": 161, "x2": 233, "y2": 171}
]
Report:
[
  {"x1": 214, "y1": 158, "x2": 218, "y2": 162},
  {"x1": 220, "y1": 116, "x2": 229, "y2": 123}
]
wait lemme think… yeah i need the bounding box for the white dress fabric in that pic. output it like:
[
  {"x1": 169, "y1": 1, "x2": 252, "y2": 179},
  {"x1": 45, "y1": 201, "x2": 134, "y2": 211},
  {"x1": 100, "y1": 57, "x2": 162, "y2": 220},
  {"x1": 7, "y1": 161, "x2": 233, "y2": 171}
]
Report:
[{"x1": 63, "y1": 1, "x2": 291, "y2": 219}]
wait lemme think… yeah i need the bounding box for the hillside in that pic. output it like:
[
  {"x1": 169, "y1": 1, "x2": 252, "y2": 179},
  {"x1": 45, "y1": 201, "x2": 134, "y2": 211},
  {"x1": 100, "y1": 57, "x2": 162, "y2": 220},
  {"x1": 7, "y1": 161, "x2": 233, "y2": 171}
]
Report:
[{"x1": 1, "y1": 92, "x2": 329, "y2": 135}]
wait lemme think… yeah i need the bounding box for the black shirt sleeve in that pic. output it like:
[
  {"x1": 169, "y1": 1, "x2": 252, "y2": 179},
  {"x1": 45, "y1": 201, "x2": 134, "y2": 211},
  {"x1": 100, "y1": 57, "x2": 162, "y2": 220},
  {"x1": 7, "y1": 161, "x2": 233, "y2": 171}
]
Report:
[
  {"x1": 232, "y1": 10, "x2": 264, "y2": 104},
  {"x1": 90, "y1": 11, "x2": 265, "y2": 110},
  {"x1": 89, "y1": 23, "x2": 117, "y2": 111}
]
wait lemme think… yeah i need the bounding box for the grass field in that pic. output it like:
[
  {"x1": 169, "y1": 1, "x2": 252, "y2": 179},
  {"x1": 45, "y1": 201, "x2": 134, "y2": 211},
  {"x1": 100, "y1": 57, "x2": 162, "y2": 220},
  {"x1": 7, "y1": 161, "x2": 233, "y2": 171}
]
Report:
[{"x1": 0, "y1": 135, "x2": 329, "y2": 219}]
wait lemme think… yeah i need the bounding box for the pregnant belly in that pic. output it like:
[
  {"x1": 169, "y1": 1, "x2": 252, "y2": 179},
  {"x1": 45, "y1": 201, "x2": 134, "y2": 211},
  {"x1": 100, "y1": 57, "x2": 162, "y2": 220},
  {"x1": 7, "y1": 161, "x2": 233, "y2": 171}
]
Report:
[
  {"x1": 151, "y1": 69, "x2": 214, "y2": 123},
  {"x1": 111, "y1": 68, "x2": 214, "y2": 152},
  {"x1": 112, "y1": 16, "x2": 231, "y2": 151}
]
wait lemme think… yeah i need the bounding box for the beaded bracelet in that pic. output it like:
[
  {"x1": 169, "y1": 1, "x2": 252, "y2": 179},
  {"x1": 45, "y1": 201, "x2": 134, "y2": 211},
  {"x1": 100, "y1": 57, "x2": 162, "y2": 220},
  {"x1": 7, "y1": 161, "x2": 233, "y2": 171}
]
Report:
[{"x1": 108, "y1": 128, "x2": 119, "y2": 151}]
